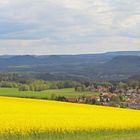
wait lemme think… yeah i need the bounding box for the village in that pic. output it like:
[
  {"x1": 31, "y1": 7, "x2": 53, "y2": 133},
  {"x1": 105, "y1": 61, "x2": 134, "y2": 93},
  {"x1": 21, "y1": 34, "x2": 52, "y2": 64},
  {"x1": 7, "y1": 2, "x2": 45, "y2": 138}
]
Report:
[{"x1": 57, "y1": 82, "x2": 140, "y2": 110}]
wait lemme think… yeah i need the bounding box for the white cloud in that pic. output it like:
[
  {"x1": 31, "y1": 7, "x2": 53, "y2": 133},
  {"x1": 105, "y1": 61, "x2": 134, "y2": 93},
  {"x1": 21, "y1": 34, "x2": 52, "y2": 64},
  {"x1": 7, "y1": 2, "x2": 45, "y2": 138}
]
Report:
[{"x1": 0, "y1": 0, "x2": 140, "y2": 54}]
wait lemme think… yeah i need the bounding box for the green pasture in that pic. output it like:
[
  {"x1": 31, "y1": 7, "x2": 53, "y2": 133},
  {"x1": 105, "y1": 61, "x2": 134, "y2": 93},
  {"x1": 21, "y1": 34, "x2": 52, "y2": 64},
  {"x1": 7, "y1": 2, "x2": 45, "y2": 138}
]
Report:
[{"x1": 0, "y1": 88, "x2": 99, "y2": 99}]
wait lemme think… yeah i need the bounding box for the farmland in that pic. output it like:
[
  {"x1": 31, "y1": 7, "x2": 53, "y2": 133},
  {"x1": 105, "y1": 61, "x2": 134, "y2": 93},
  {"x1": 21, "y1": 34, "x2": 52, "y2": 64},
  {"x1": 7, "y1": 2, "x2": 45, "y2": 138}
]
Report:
[
  {"x1": 0, "y1": 88, "x2": 99, "y2": 99},
  {"x1": 0, "y1": 96, "x2": 140, "y2": 140}
]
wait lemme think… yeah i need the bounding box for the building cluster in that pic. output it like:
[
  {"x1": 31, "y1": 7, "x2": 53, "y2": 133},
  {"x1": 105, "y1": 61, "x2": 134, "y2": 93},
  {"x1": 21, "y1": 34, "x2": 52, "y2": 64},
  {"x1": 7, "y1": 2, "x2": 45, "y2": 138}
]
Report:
[{"x1": 66, "y1": 86, "x2": 140, "y2": 110}]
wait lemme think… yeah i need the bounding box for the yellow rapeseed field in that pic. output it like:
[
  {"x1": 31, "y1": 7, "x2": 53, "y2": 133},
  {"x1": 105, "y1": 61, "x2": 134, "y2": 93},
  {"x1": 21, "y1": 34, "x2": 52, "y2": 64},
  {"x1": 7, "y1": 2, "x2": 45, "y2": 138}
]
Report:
[{"x1": 0, "y1": 96, "x2": 140, "y2": 134}]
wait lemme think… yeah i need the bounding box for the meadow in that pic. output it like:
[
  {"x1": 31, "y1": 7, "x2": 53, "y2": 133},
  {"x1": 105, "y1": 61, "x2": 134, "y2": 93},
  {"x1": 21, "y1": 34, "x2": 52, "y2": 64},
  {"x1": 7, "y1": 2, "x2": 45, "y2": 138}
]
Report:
[
  {"x1": 0, "y1": 96, "x2": 140, "y2": 140},
  {"x1": 0, "y1": 88, "x2": 99, "y2": 99}
]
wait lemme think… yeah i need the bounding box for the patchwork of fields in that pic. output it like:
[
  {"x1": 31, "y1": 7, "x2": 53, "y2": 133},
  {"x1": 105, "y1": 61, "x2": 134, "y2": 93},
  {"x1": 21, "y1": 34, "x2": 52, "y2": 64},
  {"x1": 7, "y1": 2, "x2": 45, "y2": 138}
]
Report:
[{"x1": 0, "y1": 96, "x2": 140, "y2": 140}]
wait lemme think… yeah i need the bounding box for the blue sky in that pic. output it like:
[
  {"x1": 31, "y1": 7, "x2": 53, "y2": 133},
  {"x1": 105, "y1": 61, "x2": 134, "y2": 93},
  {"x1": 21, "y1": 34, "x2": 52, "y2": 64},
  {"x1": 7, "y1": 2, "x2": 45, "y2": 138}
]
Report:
[{"x1": 0, "y1": 0, "x2": 140, "y2": 55}]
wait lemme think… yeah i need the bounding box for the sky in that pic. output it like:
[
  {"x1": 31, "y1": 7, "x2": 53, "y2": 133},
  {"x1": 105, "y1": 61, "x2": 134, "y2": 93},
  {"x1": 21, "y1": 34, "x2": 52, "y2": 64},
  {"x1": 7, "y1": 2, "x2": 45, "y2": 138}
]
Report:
[{"x1": 0, "y1": 0, "x2": 140, "y2": 55}]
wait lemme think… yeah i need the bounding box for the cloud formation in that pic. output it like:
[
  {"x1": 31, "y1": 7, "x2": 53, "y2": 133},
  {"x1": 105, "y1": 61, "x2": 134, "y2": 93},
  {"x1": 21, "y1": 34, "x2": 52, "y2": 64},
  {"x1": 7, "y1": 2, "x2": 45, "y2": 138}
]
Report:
[{"x1": 0, "y1": 0, "x2": 140, "y2": 54}]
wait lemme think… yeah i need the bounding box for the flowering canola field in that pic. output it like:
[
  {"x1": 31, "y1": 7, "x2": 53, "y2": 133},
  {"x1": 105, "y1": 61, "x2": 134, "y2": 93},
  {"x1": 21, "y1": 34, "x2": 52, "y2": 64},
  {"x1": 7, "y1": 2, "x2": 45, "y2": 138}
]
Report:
[{"x1": 0, "y1": 96, "x2": 140, "y2": 134}]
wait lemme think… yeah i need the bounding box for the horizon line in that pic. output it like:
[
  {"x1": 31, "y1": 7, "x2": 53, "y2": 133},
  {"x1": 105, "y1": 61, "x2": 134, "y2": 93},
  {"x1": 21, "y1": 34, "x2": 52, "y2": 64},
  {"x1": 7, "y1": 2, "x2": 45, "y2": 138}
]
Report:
[{"x1": 0, "y1": 50, "x2": 140, "y2": 56}]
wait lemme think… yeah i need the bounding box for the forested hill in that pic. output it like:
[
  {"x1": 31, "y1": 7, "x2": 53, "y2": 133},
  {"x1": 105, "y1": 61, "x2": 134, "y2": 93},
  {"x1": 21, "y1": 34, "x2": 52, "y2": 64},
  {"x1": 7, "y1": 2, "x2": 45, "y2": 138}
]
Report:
[{"x1": 0, "y1": 51, "x2": 140, "y2": 81}]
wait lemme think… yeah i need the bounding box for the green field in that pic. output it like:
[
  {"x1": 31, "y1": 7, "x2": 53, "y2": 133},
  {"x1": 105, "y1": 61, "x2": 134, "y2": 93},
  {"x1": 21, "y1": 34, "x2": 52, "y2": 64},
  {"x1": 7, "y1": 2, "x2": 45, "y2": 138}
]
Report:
[{"x1": 0, "y1": 88, "x2": 99, "y2": 99}]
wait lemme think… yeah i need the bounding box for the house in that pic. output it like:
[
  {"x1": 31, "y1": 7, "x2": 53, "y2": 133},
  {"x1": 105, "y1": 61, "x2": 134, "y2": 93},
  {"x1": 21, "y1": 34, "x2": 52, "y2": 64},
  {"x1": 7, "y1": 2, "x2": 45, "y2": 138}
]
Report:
[
  {"x1": 67, "y1": 98, "x2": 77, "y2": 103},
  {"x1": 114, "y1": 88, "x2": 126, "y2": 94},
  {"x1": 137, "y1": 89, "x2": 140, "y2": 94},
  {"x1": 86, "y1": 96, "x2": 97, "y2": 104},
  {"x1": 77, "y1": 97, "x2": 86, "y2": 103},
  {"x1": 97, "y1": 86, "x2": 108, "y2": 93},
  {"x1": 127, "y1": 103, "x2": 140, "y2": 110},
  {"x1": 114, "y1": 89, "x2": 121, "y2": 94},
  {"x1": 100, "y1": 93, "x2": 113, "y2": 102},
  {"x1": 126, "y1": 89, "x2": 137, "y2": 97},
  {"x1": 127, "y1": 98, "x2": 136, "y2": 104}
]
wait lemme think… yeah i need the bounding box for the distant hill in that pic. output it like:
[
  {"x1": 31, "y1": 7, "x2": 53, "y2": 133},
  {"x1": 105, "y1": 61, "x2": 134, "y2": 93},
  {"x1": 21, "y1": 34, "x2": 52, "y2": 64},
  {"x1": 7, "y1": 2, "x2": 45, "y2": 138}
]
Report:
[
  {"x1": 105, "y1": 51, "x2": 140, "y2": 57},
  {"x1": 0, "y1": 51, "x2": 140, "y2": 81},
  {"x1": 86, "y1": 56, "x2": 140, "y2": 81}
]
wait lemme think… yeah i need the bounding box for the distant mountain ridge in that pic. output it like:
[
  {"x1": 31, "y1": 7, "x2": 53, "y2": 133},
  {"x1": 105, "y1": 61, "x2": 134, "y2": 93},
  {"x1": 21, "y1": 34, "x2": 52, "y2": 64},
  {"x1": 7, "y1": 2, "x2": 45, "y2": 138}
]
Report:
[
  {"x1": 1, "y1": 51, "x2": 140, "y2": 58},
  {"x1": 0, "y1": 51, "x2": 140, "y2": 81},
  {"x1": 105, "y1": 51, "x2": 140, "y2": 56}
]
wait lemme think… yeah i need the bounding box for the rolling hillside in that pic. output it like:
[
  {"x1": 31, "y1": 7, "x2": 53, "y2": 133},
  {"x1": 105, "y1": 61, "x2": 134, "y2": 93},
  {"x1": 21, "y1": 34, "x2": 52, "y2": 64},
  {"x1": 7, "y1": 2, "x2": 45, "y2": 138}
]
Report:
[{"x1": 0, "y1": 51, "x2": 140, "y2": 81}]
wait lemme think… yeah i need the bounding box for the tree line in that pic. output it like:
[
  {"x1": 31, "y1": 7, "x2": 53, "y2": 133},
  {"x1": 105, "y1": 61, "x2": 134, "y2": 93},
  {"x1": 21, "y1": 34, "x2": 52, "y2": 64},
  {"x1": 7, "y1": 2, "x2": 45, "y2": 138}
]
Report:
[{"x1": 0, "y1": 73, "x2": 140, "y2": 92}]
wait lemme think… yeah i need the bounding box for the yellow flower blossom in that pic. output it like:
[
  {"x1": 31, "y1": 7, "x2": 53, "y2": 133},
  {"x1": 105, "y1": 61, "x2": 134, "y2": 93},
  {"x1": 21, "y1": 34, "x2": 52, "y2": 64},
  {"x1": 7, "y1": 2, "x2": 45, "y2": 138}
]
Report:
[{"x1": 0, "y1": 97, "x2": 140, "y2": 134}]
